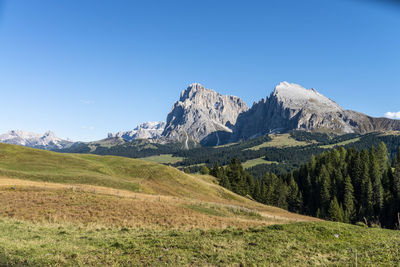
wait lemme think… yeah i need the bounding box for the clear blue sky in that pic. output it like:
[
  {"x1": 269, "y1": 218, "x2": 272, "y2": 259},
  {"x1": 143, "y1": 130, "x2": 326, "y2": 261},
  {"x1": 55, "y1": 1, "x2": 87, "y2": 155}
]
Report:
[{"x1": 0, "y1": 0, "x2": 399, "y2": 141}]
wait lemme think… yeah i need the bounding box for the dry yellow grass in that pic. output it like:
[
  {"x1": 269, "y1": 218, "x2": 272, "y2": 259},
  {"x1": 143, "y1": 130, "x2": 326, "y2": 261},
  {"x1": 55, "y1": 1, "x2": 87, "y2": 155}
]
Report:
[
  {"x1": 0, "y1": 143, "x2": 318, "y2": 231},
  {"x1": 0, "y1": 178, "x2": 317, "y2": 229}
]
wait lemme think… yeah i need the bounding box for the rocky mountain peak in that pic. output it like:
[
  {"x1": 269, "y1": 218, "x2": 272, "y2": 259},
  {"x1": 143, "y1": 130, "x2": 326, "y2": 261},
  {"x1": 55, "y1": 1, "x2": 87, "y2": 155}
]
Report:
[
  {"x1": 42, "y1": 130, "x2": 57, "y2": 138},
  {"x1": 163, "y1": 83, "x2": 248, "y2": 147},
  {"x1": 271, "y1": 81, "x2": 342, "y2": 113},
  {"x1": 179, "y1": 83, "x2": 208, "y2": 101},
  {"x1": 233, "y1": 81, "x2": 400, "y2": 140}
]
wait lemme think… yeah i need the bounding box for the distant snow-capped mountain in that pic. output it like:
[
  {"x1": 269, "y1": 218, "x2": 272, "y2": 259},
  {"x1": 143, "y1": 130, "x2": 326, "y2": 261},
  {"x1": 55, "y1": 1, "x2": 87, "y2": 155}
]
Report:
[
  {"x1": 107, "y1": 122, "x2": 166, "y2": 141},
  {"x1": 0, "y1": 130, "x2": 73, "y2": 150}
]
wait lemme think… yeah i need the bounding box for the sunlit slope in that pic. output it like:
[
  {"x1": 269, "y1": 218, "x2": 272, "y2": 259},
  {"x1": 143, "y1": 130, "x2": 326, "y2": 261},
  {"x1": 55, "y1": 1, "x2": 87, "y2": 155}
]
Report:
[
  {"x1": 0, "y1": 143, "x2": 317, "y2": 226},
  {"x1": 0, "y1": 143, "x2": 237, "y2": 201}
]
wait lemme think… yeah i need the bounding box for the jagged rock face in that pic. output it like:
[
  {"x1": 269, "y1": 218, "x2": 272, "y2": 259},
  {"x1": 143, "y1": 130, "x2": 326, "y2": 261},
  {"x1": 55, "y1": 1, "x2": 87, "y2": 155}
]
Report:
[
  {"x1": 162, "y1": 83, "x2": 248, "y2": 146},
  {"x1": 233, "y1": 82, "x2": 400, "y2": 140},
  {"x1": 0, "y1": 130, "x2": 72, "y2": 150},
  {"x1": 108, "y1": 122, "x2": 166, "y2": 141}
]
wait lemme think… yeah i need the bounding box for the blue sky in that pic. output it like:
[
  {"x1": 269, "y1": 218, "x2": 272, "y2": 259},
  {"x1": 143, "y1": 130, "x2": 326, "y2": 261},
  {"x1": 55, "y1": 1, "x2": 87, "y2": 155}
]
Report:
[{"x1": 0, "y1": 0, "x2": 399, "y2": 141}]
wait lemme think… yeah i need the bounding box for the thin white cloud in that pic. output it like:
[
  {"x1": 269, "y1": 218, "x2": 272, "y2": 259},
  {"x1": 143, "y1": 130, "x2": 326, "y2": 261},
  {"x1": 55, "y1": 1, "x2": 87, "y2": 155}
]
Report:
[
  {"x1": 81, "y1": 126, "x2": 95, "y2": 130},
  {"x1": 80, "y1": 100, "x2": 95, "y2": 105},
  {"x1": 384, "y1": 111, "x2": 400, "y2": 119}
]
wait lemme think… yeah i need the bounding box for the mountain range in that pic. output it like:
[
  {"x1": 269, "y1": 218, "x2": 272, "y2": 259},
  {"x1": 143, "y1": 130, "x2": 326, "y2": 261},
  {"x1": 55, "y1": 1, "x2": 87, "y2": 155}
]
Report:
[
  {"x1": 2, "y1": 81, "x2": 400, "y2": 150},
  {"x1": 0, "y1": 130, "x2": 73, "y2": 150}
]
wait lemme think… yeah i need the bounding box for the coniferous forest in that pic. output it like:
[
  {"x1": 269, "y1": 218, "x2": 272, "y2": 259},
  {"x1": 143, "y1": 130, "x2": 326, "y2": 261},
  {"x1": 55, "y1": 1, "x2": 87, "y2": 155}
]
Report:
[{"x1": 210, "y1": 142, "x2": 400, "y2": 229}]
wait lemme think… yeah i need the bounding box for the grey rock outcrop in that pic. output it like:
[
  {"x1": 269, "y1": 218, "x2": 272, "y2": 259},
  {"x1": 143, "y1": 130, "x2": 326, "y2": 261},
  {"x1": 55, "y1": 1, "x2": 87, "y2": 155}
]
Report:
[
  {"x1": 108, "y1": 121, "x2": 166, "y2": 141},
  {"x1": 162, "y1": 83, "x2": 248, "y2": 147},
  {"x1": 233, "y1": 82, "x2": 400, "y2": 140}
]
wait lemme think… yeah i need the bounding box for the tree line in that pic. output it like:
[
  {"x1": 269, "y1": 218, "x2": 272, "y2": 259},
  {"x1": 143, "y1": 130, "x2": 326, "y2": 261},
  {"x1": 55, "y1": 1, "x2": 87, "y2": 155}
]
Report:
[{"x1": 209, "y1": 142, "x2": 400, "y2": 229}]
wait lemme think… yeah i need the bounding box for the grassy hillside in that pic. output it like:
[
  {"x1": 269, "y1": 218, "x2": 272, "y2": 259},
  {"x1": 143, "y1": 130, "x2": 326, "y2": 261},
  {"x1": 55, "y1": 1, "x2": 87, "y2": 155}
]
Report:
[
  {"x1": 0, "y1": 143, "x2": 313, "y2": 222},
  {"x1": 0, "y1": 143, "x2": 238, "y2": 201},
  {"x1": 0, "y1": 218, "x2": 398, "y2": 266}
]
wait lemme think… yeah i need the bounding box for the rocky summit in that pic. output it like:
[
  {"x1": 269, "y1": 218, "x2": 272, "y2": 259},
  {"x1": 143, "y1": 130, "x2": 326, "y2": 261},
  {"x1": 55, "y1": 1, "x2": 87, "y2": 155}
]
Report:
[
  {"x1": 162, "y1": 83, "x2": 248, "y2": 147},
  {"x1": 232, "y1": 82, "x2": 400, "y2": 140}
]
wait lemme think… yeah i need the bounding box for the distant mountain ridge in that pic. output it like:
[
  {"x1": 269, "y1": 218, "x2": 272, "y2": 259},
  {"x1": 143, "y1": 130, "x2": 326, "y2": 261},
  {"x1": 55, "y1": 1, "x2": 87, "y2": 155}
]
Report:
[
  {"x1": 0, "y1": 130, "x2": 73, "y2": 150},
  {"x1": 108, "y1": 122, "x2": 166, "y2": 141}
]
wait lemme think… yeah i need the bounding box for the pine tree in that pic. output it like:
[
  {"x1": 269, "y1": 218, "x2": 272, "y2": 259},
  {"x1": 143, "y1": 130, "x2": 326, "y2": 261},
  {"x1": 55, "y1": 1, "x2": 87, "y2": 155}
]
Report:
[
  {"x1": 220, "y1": 175, "x2": 231, "y2": 190},
  {"x1": 200, "y1": 165, "x2": 210, "y2": 175},
  {"x1": 318, "y1": 166, "x2": 331, "y2": 216},
  {"x1": 287, "y1": 175, "x2": 303, "y2": 213},
  {"x1": 226, "y1": 158, "x2": 248, "y2": 196},
  {"x1": 370, "y1": 148, "x2": 384, "y2": 214},
  {"x1": 328, "y1": 197, "x2": 344, "y2": 222},
  {"x1": 274, "y1": 179, "x2": 288, "y2": 210},
  {"x1": 210, "y1": 162, "x2": 221, "y2": 178},
  {"x1": 376, "y1": 142, "x2": 389, "y2": 175},
  {"x1": 264, "y1": 173, "x2": 279, "y2": 205},
  {"x1": 365, "y1": 178, "x2": 374, "y2": 219},
  {"x1": 359, "y1": 150, "x2": 372, "y2": 218},
  {"x1": 343, "y1": 175, "x2": 355, "y2": 223},
  {"x1": 393, "y1": 148, "x2": 400, "y2": 167},
  {"x1": 349, "y1": 152, "x2": 363, "y2": 209}
]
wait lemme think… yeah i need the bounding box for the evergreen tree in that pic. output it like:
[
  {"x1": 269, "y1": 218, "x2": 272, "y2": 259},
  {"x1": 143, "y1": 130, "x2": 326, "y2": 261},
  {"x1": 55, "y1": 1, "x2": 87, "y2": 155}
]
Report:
[
  {"x1": 287, "y1": 175, "x2": 303, "y2": 212},
  {"x1": 394, "y1": 163, "x2": 400, "y2": 200},
  {"x1": 328, "y1": 197, "x2": 344, "y2": 222},
  {"x1": 370, "y1": 148, "x2": 384, "y2": 214},
  {"x1": 200, "y1": 165, "x2": 210, "y2": 175},
  {"x1": 359, "y1": 150, "x2": 372, "y2": 218},
  {"x1": 349, "y1": 152, "x2": 363, "y2": 209},
  {"x1": 318, "y1": 166, "x2": 331, "y2": 216},
  {"x1": 343, "y1": 175, "x2": 355, "y2": 223},
  {"x1": 263, "y1": 173, "x2": 279, "y2": 205},
  {"x1": 377, "y1": 142, "x2": 389, "y2": 175},
  {"x1": 274, "y1": 179, "x2": 288, "y2": 209},
  {"x1": 226, "y1": 158, "x2": 248, "y2": 196}
]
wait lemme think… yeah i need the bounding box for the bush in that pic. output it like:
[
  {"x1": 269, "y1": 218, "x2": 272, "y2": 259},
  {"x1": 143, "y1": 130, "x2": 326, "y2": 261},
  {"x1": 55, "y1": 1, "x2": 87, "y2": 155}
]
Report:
[{"x1": 355, "y1": 222, "x2": 367, "y2": 228}]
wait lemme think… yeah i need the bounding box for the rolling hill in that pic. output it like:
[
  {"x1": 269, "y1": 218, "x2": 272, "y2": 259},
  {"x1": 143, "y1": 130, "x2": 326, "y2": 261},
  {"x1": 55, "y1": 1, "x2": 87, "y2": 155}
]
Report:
[{"x1": 0, "y1": 143, "x2": 313, "y2": 224}]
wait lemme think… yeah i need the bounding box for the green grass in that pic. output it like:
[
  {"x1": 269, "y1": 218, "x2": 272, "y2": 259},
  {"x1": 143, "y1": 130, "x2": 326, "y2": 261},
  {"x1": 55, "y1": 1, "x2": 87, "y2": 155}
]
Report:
[
  {"x1": 0, "y1": 218, "x2": 398, "y2": 266},
  {"x1": 185, "y1": 203, "x2": 262, "y2": 219},
  {"x1": 141, "y1": 154, "x2": 184, "y2": 164},
  {"x1": 320, "y1": 138, "x2": 360, "y2": 149},
  {"x1": 246, "y1": 134, "x2": 310, "y2": 151},
  {"x1": 0, "y1": 143, "x2": 244, "y2": 202},
  {"x1": 242, "y1": 157, "x2": 278, "y2": 169}
]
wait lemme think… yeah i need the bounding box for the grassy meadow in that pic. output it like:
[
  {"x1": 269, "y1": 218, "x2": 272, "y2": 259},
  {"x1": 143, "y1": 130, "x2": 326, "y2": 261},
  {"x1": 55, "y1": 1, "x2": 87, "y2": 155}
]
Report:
[
  {"x1": 245, "y1": 133, "x2": 311, "y2": 151},
  {"x1": 0, "y1": 218, "x2": 399, "y2": 266}
]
